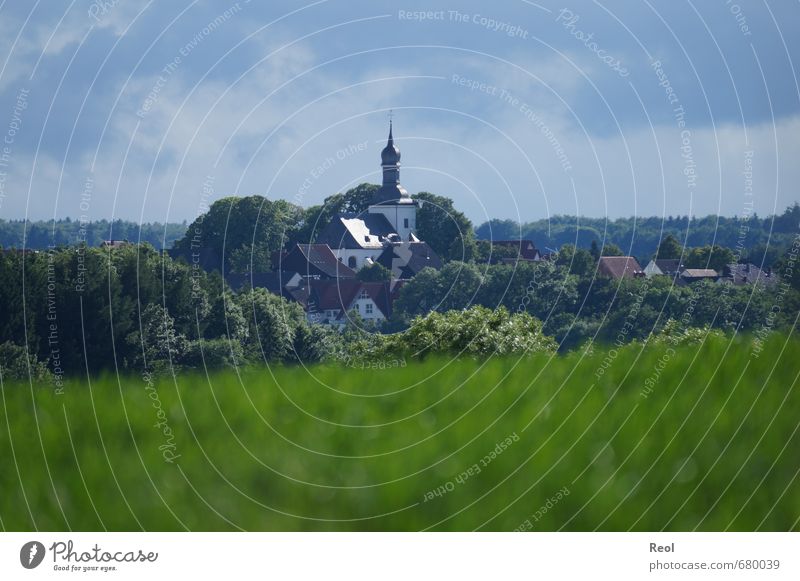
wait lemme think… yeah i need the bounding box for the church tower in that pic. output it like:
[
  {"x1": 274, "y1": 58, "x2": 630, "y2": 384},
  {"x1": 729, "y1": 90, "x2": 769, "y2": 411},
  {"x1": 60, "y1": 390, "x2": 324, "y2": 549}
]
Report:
[{"x1": 368, "y1": 120, "x2": 418, "y2": 241}]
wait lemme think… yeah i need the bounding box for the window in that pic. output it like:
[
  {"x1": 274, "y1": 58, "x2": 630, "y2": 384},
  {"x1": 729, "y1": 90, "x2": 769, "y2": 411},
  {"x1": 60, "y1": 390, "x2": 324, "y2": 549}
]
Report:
[
  {"x1": 359, "y1": 289, "x2": 369, "y2": 299},
  {"x1": 348, "y1": 256, "x2": 357, "y2": 269},
  {"x1": 365, "y1": 303, "x2": 373, "y2": 315},
  {"x1": 404, "y1": 218, "x2": 409, "y2": 228}
]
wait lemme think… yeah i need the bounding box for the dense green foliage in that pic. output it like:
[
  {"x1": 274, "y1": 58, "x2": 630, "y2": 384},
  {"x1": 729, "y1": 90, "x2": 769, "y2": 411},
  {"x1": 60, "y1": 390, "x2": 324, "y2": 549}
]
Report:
[
  {"x1": 414, "y1": 192, "x2": 477, "y2": 263},
  {"x1": 299, "y1": 183, "x2": 378, "y2": 244},
  {"x1": 357, "y1": 262, "x2": 392, "y2": 282},
  {"x1": 390, "y1": 259, "x2": 799, "y2": 350},
  {"x1": 3, "y1": 194, "x2": 799, "y2": 375},
  {"x1": 2, "y1": 334, "x2": 797, "y2": 531},
  {"x1": 172, "y1": 195, "x2": 304, "y2": 273},
  {"x1": 0, "y1": 243, "x2": 327, "y2": 377},
  {"x1": 344, "y1": 306, "x2": 556, "y2": 362}
]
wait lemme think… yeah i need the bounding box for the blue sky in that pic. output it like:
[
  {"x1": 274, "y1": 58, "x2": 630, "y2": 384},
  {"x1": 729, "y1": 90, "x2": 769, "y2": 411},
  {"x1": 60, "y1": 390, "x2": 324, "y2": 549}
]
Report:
[{"x1": 0, "y1": 0, "x2": 798, "y2": 224}]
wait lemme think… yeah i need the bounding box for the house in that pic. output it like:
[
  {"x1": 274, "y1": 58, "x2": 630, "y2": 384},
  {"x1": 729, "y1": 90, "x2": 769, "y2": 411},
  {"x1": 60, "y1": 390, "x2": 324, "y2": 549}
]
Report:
[
  {"x1": 315, "y1": 121, "x2": 440, "y2": 272},
  {"x1": 679, "y1": 268, "x2": 720, "y2": 284},
  {"x1": 376, "y1": 241, "x2": 442, "y2": 279},
  {"x1": 274, "y1": 243, "x2": 356, "y2": 280},
  {"x1": 487, "y1": 239, "x2": 542, "y2": 264},
  {"x1": 305, "y1": 279, "x2": 393, "y2": 327},
  {"x1": 721, "y1": 263, "x2": 778, "y2": 286},
  {"x1": 643, "y1": 258, "x2": 684, "y2": 278},
  {"x1": 597, "y1": 256, "x2": 644, "y2": 279}
]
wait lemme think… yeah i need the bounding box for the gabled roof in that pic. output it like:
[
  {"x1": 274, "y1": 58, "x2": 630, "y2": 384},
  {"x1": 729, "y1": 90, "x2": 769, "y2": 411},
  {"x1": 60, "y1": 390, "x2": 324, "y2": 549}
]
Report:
[
  {"x1": 653, "y1": 258, "x2": 683, "y2": 273},
  {"x1": 316, "y1": 213, "x2": 397, "y2": 250},
  {"x1": 723, "y1": 263, "x2": 777, "y2": 285},
  {"x1": 681, "y1": 268, "x2": 719, "y2": 278},
  {"x1": 376, "y1": 242, "x2": 442, "y2": 279},
  {"x1": 597, "y1": 256, "x2": 643, "y2": 279},
  {"x1": 490, "y1": 240, "x2": 541, "y2": 261},
  {"x1": 276, "y1": 243, "x2": 356, "y2": 279},
  {"x1": 286, "y1": 285, "x2": 310, "y2": 308},
  {"x1": 307, "y1": 280, "x2": 392, "y2": 319}
]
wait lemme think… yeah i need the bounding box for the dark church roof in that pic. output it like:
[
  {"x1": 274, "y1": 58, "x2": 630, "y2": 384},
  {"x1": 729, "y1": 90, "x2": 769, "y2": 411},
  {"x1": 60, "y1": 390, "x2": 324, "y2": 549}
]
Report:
[
  {"x1": 276, "y1": 243, "x2": 356, "y2": 278},
  {"x1": 377, "y1": 242, "x2": 442, "y2": 279},
  {"x1": 316, "y1": 213, "x2": 398, "y2": 250}
]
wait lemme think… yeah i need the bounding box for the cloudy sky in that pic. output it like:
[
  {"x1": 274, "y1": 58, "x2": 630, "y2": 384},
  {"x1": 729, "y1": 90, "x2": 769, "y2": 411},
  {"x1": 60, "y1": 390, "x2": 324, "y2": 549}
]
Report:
[{"x1": 0, "y1": 0, "x2": 798, "y2": 225}]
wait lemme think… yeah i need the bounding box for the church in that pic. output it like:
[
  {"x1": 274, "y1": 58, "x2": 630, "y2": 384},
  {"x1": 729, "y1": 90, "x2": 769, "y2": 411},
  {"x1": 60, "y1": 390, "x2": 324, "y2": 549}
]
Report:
[
  {"x1": 315, "y1": 121, "x2": 440, "y2": 276},
  {"x1": 269, "y1": 122, "x2": 442, "y2": 327}
]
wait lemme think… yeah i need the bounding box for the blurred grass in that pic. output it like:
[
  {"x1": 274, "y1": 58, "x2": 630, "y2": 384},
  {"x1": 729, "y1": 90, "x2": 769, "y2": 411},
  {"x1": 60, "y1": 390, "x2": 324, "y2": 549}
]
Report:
[{"x1": 1, "y1": 333, "x2": 798, "y2": 531}]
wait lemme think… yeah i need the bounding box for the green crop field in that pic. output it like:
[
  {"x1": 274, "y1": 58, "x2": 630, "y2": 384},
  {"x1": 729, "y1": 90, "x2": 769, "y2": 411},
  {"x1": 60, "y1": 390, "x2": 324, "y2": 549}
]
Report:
[{"x1": 1, "y1": 334, "x2": 798, "y2": 531}]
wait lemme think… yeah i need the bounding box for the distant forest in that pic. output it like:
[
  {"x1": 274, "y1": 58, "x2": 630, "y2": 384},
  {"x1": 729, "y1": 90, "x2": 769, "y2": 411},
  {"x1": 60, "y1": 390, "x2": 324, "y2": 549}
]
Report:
[
  {"x1": 477, "y1": 203, "x2": 800, "y2": 266},
  {"x1": 0, "y1": 218, "x2": 187, "y2": 249},
  {"x1": 3, "y1": 202, "x2": 799, "y2": 266}
]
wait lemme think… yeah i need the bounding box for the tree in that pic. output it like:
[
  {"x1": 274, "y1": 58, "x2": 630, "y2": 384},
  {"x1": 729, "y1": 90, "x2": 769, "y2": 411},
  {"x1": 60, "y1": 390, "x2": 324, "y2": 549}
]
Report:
[
  {"x1": 773, "y1": 202, "x2": 800, "y2": 233},
  {"x1": 295, "y1": 184, "x2": 378, "y2": 244},
  {"x1": 0, "y1": 341, "x2": 50, "y2": 382},
  {"x1": 684, "y1": 245, "x2": 735, "y2": 272},
  {"x1": 125, "y1": 304, "x2": 187, "y2": 371},
  {"x1": 173, "y1": 195, "x2": 304, "y2": 273},
  {"x1": 237, "y1": 288, "x2": 307, "y2": 363},
  {"x1": 656, "y1": 234, "x2": 683, "y2": 259},
  {"x1": 555, "y1": 244, "x2": 594, "y2": 277},
  {"x1": 601, "y1": 242, "x2": 624, "y2": 256},
  {"x1": 392, "y1": 262, "x2": 483, "y2": 322},
  {"x1": 378, "y1": 306, "x2": 556, "y2": 359},
  {"x1": 590, "y1": 240, "x2": 601, "y2": 261},
  {"x1": 357, "y1": 262, "x2": 392, "y2": 282},
  {"x1": 414, "y1": 192, "x2": 477, "y2": 262}
]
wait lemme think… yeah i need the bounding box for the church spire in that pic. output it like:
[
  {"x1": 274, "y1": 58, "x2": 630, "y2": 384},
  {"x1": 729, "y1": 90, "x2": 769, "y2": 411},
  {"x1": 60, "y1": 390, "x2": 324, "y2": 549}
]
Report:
[{"x1": 372, "y1": 118, "x2": 413, "y2": 205}]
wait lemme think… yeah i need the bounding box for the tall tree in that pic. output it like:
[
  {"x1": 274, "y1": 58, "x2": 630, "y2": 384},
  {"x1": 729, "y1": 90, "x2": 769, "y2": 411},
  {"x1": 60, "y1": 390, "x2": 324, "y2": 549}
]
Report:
[
  {"x1": 656, "y1": 234, "x2": 683, "y2": 259},
  {"x1": 414, "y1": 192, "x2": 477, "y2": 262},
  {"x1": 173, "y1": 195, "x2": 304, "y2": 273}
]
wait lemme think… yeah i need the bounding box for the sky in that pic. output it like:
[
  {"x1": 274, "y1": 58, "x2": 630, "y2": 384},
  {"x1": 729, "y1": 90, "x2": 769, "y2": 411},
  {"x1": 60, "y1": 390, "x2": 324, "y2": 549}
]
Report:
[{"x1": 0, "y1": 0, "x2": 798, "y2": 225}]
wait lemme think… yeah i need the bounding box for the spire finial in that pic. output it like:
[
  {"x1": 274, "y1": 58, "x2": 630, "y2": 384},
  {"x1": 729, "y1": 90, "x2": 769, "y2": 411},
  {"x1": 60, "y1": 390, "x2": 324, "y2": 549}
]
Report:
[{"x1": 388, "y1": 110, "x2": 393, "y2": 142}]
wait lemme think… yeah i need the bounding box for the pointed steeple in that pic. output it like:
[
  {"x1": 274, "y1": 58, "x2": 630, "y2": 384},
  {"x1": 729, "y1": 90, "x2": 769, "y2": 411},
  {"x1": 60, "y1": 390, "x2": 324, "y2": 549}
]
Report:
[
  {"x1": 381, "y1": 119, "x2": 400, "y2": 166},
  {"x1": 373, "y1": 119, "x2": 413, "y2": 205}
]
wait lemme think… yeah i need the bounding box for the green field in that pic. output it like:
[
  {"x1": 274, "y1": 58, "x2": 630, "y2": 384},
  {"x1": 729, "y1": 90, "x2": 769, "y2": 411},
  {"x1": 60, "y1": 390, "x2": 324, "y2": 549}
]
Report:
[{"x1": 1, "y1": 334, "x2": 798, "y2": 531}]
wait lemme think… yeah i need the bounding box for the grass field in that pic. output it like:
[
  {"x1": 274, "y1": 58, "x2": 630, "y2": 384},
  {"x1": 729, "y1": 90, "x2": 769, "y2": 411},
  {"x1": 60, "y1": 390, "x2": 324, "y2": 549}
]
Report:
[{"x1": 1, "y1": 333, "x2": 798, "y2": 531}]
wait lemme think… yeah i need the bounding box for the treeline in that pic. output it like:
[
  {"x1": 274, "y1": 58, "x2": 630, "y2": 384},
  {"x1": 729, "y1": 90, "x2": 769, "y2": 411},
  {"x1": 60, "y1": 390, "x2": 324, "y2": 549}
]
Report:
[
  {"x1": 0, "y1": 243, "x2": 554, "y2": 381},
  {"x1": 0, "y1": 243, "x2": 332, "y2": 380},
  {"x1": 389, "y1": 258, "x2": 800, "y2": 350},
  {"x1": 476, "y1": 203, "x2": 800, "y2": 266},
  {"x1": 0, "y1": 218, "x2": 187, "y2": 249},
  {"x1": 2, "y1": 187, "x2": 799, "y2": 381}
]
